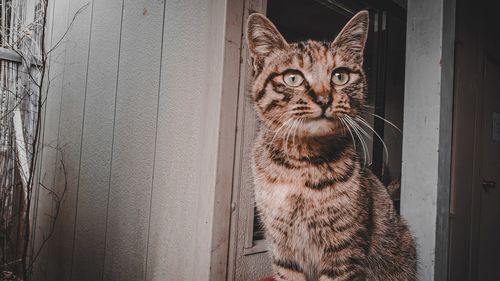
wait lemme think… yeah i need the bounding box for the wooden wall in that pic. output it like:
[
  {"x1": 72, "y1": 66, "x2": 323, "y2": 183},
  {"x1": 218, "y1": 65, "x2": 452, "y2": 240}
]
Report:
[{"x1": 30, "y1": 0, "x2": 229, "y2": 280}]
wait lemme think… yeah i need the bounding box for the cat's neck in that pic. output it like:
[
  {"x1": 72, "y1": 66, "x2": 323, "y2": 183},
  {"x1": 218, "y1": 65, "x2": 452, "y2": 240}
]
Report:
[{"x1": 261, "y1": 130, "x2": 355, "y2": 164}]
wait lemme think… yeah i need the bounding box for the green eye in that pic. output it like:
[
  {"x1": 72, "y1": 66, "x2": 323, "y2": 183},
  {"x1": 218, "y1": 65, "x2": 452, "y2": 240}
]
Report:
[
  {"x1": 331, "y1": 69, "x2": 350, "y2": 86},
  {"x1": 283, "y1": 72, "x2": 304, "y2": 87}
]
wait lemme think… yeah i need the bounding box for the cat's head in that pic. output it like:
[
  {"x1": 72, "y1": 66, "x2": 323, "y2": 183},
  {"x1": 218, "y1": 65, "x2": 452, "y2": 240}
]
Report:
[{"x1": 246, "y1": 11, "x2": 369, "y2": 138}]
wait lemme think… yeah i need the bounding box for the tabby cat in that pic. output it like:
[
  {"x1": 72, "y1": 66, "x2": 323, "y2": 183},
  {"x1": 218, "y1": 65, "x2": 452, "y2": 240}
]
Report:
[{"x1": 246, "y1": 11, "x2": 417, "y2": 281}]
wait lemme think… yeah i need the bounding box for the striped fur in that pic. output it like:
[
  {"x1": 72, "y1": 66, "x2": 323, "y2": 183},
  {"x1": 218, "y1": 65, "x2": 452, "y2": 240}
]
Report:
[{"x1": 246, "y1": 11, "x2": 417, "y2": 281}]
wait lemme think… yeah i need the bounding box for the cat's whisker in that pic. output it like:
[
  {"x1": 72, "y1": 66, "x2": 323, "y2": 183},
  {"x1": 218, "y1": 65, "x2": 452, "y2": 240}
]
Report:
[
  {"x1": 347, "y1": 116, "x2": 373, "y2": 140},
  {"x1": 344, "y1": 117, "x2": 368, "y2": 168},
  {"x1": 291, "y1": 118, "x2": 303, "y2": 148},
  {"x1": 352, "y1": 122, "x2": 373, "y2": 167},
  {"x1": 346, "y1": 116, "x2": 374, "y2": 166},
  {"x1": 283, "y1": 121, "x2": 291, "y2": 155},
  {"x1": 348, "y1": 116, "x2": 373, "y2": 167},
  {"x1": 339, "y1": 116, "x2": 357, "y2": 151},
  {"x1": 290, "y1": 119, "x2": 298, "y2": 148},
  {"x1": 283, "y1": 119, "x2": 297, "y2": 155},
  {"x1": 272, "y1": 117, "x2": 292, "y2": 134},
  {"x1": 287, "y1": 119, "x2": 297, "y2": 150},
  {"x1": 336, "y1": 117, "x2": 346, "y2": 135},
  {"x1": 355, "y1": 116, "x2": 389, "y2": 161},
  {"x1": 298, "y1": 121, "x2": 313, "y2": 162},
  {"x1": 369, "y1": 113, "x2": 402, "y2": 133},
  {"x1": 272, "y1": 118, "x2": 293, "y2": 143},
  {"x1": 354, "y1": 127, "x2": 368, "y2": 168}
]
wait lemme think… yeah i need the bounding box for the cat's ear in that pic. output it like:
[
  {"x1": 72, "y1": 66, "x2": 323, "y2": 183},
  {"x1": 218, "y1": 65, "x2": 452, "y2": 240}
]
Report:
[
  {"x1": 331, "y1": 10, "x2": 369, "y2": 56},
  {"x1": 246, "y1": 13, "x2": 288, "y2": 71}
]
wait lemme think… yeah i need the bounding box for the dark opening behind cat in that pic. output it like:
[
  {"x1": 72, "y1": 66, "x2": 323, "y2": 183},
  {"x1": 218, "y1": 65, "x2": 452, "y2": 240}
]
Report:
[{"x1": 246, "y1": 11, "x2": 417, "y2": 281}]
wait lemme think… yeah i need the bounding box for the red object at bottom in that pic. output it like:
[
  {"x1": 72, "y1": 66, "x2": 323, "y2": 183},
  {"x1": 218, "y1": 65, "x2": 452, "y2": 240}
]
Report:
[{"x1": 258, "y1": 278, "x2": 275, "y2": 281}]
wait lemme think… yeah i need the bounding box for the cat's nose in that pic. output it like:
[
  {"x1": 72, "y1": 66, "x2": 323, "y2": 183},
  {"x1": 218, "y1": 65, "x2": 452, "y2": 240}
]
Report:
[
  {"x1": 316, "y1": 95, "x2": 332, "y2": 108},
  {"x1": 308, "y1": 90, "x2": 332, "y2": 110}
]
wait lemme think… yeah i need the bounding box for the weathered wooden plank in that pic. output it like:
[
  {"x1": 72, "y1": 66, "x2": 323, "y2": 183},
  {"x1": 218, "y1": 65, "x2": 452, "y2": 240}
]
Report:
[
  {"x1": 228, "y1": 1, "x2": 273, "y2": 280},
  {"x1": 70, "y1": 0, "x2": 123, "y2": 280},
  {"x1": 209, "y1": 0, "x2": 245, "y2": 280},
  {"x1": 102, "y1": 0, "x2": 164, "y2": 279},
  {"x1": 0, "y1": 47, "x2": 21, "y2": 63}
]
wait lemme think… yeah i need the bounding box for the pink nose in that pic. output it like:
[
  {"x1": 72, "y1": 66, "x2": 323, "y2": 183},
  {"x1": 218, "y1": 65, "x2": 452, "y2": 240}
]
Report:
[
  {"x1": 308, "y1": 90, "x2": 332, "y2": 109},
  {"x1": 316, "y1": 95, "x2": 331, "y2": 106}
]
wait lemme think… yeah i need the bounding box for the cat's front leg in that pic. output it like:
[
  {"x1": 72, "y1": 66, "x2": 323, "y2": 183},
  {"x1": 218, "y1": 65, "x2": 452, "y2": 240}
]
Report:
[
  {"x1": 272, "y1": 259, "x2": 306, "y2": 281},
  {"x1": 318, "y1": 269, "x2": 365, "y2": 281},
  {"x1": 318, "y1": 251, "x2": 367, "y2": 281}
]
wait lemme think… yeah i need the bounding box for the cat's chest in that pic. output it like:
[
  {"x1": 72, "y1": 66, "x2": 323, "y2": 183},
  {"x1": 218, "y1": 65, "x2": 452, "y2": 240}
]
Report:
[
  {"x1": 254, "y1": 182, "x2": 316, "y2": 212},
  {"x1": 254, "y1": 181, "x2": 339, "y2": 230},
  {"x1": 255, "y1": 183, "x2": 336, "y2": 262},
  {"x1": 254, "y1": 180, "x2": 357, "y2": 236}
]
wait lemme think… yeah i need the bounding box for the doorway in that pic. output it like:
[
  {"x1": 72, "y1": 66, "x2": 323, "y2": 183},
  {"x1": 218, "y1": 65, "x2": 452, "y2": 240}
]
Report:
[
  {"x1": 472, "y1": 55, "x2": 500, "y2": 281},
  {"x1": 448, "y1": 1, "x2": 500, "y2": 280},
  {"x1": 227, "y1": 0, "x2": 407, "y2": 280}
]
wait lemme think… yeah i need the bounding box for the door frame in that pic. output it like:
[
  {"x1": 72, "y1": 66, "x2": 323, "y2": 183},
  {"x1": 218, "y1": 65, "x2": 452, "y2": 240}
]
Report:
[
  {"x1": 225, "y1": 1, "x2": 268, "y2": 280},
  {"x1": 400, "y1": 0, "x2": 455, "y2": 281},
  {"x1": 211, "y1": 0, "x2": 457, "y2": 280},
  {"x1": 209, "y1": 0, "x2": 266, "y2": 280}
]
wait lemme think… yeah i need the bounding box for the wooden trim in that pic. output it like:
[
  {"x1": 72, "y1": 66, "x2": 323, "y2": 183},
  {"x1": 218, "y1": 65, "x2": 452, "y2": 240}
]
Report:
[
  {"x1": 209, "y1": 0, "x2": 246, "y2": 280},
  {"x1": 0, "y1": 47, "x2": 42, "y2": 66},
  {"x1": 0, "y1": 47, "x2": 21, "y2": 63},
  {"x1": 401, "y1": 0, "x2": 456, "y2": 279},
  {"x1": 435, "y1": 0, "x2": 456, "y2": 280},
  {"x1": 243, "y1": 239, "x2": 268, "y2": 256},
  {"x1": 226, "y1": 0, "x2": 267, "y2": 280}
]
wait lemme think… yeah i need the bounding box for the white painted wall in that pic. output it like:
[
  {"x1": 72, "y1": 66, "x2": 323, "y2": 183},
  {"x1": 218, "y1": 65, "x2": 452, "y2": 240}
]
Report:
[{"x1": 31, "y1": 0, "x2": 228, "y2": 280}]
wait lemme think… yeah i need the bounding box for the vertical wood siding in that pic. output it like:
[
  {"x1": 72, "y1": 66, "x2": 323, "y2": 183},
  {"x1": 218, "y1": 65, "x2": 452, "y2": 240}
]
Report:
[
  {"x1": 71, "y1": 0, "x2": 122, "y2": 280},
  {"x1": 49, "y1": 0, "x2": 92, "y2": 280},
  {"x1": 32, "y1": 0, "x2": 69, "y2": 279},
  {"x1": 102, "y1": 0, "x2": 164, "y2": 279},
  {"x1": 32, "y1": 0, "x2": 229, "y2": 280}
]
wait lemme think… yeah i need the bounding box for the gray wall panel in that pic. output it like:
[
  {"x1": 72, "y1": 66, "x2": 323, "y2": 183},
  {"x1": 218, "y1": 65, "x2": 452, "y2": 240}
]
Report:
[
  {"x1": 102, "y1": 0, "x2": 164, "y2": 280},
  {"x1": 32, "y1": 0, "x2": 69, "y2": 279},
  {"x1": 71, "y1": 0, "x2": 123, "y2": 280},
  {"x1": 47, "y1": 0, "x2": 92, "y2": 280},
  {"x1": 145, "y1": 0, "x2": 226, "y2": 279},
  {"x1": 30, "y1": 0, "x2": 56, "y2": 278}
]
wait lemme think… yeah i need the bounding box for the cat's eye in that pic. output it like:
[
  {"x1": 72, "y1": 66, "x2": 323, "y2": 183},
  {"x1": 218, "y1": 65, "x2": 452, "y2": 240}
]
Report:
[
  {"x1": 283, "y1": 72, "x2": 304, "y2": 87},
  {"x1": 331, "y1": 69, "x2": 350, "y2": 86}
]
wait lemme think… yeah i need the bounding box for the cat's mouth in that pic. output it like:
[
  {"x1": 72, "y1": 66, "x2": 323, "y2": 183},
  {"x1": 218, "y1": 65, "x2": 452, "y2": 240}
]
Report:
[
  {"x1": 310, "y1": 110, "x2": 338, "y2": 122},
  {"x1": 301, "y1": 115, "x2": 344, "y2": 136},
  {"x1": 312, "y1": 111, "x2": 335, "y2": 121},
  {"x1": 310, "y1": 116, "x2": 334, "y2": 123}
]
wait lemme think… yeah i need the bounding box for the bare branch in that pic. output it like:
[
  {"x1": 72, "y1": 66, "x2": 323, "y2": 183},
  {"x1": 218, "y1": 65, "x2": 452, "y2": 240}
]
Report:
[{"x1": 46, "y1": 3, "x2": 90, "y2": 55}]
